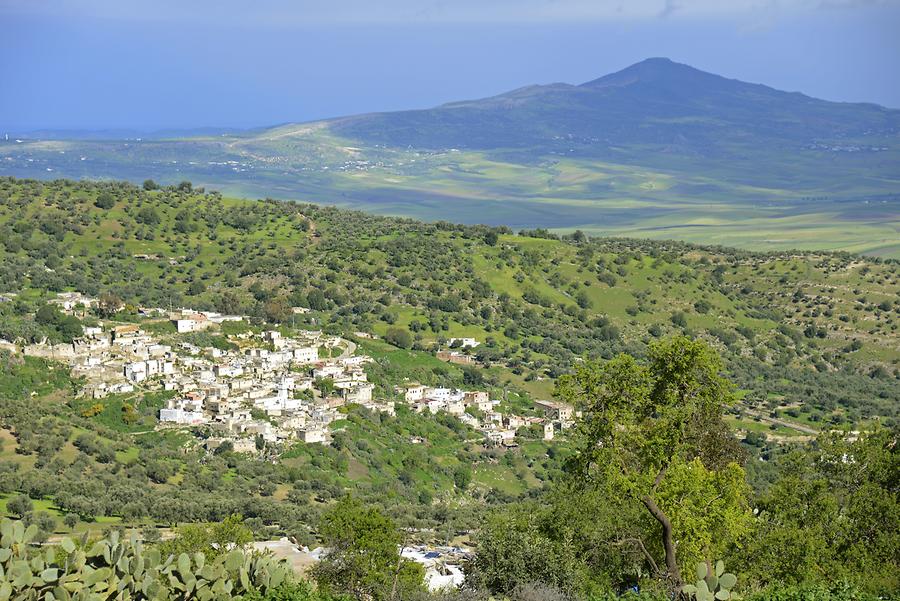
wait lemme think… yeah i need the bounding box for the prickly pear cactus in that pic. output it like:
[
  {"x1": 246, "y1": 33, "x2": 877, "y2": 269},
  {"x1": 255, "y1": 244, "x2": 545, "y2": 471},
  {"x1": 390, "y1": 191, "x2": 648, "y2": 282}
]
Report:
[
  {"x1": 681, "y1": 559, "x2": 740, "y2": 601},
  {"x1": 0, "y1": 517, "x2": 293, "y2": 600}
]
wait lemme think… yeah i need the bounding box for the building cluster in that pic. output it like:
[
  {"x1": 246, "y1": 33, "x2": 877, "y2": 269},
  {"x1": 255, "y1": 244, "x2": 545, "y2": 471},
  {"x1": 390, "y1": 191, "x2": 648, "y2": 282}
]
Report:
[
  {"x1": 398, "y1": 384, "x2": 572, "y2": 445},
  {"x1": 140, "y1": 323, "x2": 391, "y2": 448},
  {"x1": 4, "y1": 293, "x2": 574, "y2": 455},
  {"x1": 7, "y1": 300, "x2": 393, "y2": 451}
]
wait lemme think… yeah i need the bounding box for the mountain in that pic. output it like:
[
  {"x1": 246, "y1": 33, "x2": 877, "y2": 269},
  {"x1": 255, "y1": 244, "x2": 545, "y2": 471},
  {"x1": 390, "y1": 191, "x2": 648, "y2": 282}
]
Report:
[
  {"x1": 1, "y1": 58, "x2": 898, "y2": 256},
  {"x1": 329, "y1": 57, "x2": 900, "y2": 156}
]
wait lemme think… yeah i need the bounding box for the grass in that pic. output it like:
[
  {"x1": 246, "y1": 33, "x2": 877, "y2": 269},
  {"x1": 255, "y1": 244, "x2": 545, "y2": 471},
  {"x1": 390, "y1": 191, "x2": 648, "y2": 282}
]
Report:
[
  {"x1": 116, "y1": 446, "x2": 141, "y2": 463},
  {"x1": 356, "y1": 338, "x2": 463, "y2": 377},
  {"x1": 0, "y1": 494, "x2": 63, "y2": 517},
  {"x1": 69, "y1": 392, "x2": 164, "y2": 433},
  {"x1": 725, "y1": 416, "x2": 806, "y2": 437},
  {"x1": 472, "y1": 463, "x2": 527, "y2": 496}
]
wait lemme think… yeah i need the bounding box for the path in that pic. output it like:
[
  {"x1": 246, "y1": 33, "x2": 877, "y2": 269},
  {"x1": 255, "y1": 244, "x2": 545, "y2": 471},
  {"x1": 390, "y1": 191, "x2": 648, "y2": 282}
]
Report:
[{"x1": 743, "y1": 408, "x2": 819, "y2": 435}]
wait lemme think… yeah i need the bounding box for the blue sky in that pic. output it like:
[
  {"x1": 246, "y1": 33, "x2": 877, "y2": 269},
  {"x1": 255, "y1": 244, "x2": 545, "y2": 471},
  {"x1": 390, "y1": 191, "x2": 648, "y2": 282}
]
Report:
[{"x1": 1, "y1": 0, "x2": 898, "y2": 131}]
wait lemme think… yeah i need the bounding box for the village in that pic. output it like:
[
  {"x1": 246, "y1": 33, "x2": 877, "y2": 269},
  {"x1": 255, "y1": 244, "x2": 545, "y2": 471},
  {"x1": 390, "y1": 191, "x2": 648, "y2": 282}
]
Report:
[
  {"x1": 2, "y1": 291, "x2": 575, "y2": 457},
  {"x1": 0, "y1": 291, "x2": 583, "y2": 591}
]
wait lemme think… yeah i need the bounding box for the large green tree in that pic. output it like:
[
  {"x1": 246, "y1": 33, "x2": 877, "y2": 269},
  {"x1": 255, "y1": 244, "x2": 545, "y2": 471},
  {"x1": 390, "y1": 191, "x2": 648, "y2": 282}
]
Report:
[
  {"x1": 313, "y1": 497, "x2": 424, "y2": 600},
  {"x1": 556, "y1": 336, "x2": 750, "y2": 587},
  {"x1": 743, "y1": 427, "x2": 899, "y2": 594}
]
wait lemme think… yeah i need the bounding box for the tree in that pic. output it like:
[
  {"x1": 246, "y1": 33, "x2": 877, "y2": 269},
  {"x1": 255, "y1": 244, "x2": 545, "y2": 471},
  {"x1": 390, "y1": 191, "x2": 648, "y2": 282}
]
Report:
[
  {"x1": 306, "y1": 289, "x2": 328, "y2": 311},
  {"x1": 146, "y1": 460, "x2": 175, "y2": 484},
  {"x1": 313, "y1": 497, "x2": 424, "y2": 600},
  {"x1": 35, "y1": 304, "x2": 61, "y2": 326},
  {"x1": 57, "y1": 315, "x2": 83, "y2": 342},
  {"x1": 7, "y1": 494, "x2": 33, "y2": 518},
  {"x1": 462, "y1": 365, "x2": 484, "y2": 387},
  {"x1": 142, "y1": 179, "x2": 159, "y2": 191},
  {"x1": 453, "y1": 465, "x2": 472, "y2": 490},
  {"x1": 263, "y1": 297, "x2": 292, "y2": 323},
  {"x1": 556, "y1": 336, "x2": 749, "y2": 588},
  {"x1": 465, "y1": 504, "x2": 580, "y2": 593},
  {"x1": 188, "y1": 281, "x2": 206, "y2": 296},
  {"x1": 384, "y1": 327, "x2": 412, "y2": 349},
  {"x1": 136, "y1": 206, "x2": 160, "y2": 226},
  {"x1": 576, "y1": 290, "x2": 592, "y2": 309},
  {"x1": 26, "y1": 512, "x2": 56, "y2": 543},
  {"x1": 159, "y1": 514, "x2": 253, "y2": 560},
  {"x1": 94, "y1": 192, "x2": 115, "y2": 209},
  {"x1": 214, "y1": 291, "x2": 243, "y2": 315},
  {"x1": 742, "y1": 428, "x2": 900, "y2": 594},
  {"x1": 315, "y1": 377, "x2": 335, "y2": 397},
  {"x1": 98, "y1": 293, "x2": 123, "y2": 317},
  {"x1": 141, "y1": 525, "x2": 162, "y2": 544},
  {"x1": 214, "y1": 440, "x2": 234, "y2": 455}
]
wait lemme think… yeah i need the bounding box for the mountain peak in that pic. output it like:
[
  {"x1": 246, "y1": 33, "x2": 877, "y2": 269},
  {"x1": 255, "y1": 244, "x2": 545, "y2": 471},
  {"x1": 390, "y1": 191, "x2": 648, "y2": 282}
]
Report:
[
  {"x1": 631, "y1": 56, "x2": 678, "y2": 67},
  {"x1": 580, "y1": 57, "x2": 727, "y2": 90}
]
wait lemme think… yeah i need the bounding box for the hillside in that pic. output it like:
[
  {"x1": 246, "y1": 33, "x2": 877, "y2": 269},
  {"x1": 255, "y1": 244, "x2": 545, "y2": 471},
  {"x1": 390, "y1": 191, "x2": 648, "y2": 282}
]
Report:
[
  {"x1": 2, "y1": 59, "x2": 898, "y2": 256},
  {"x1": 0, "y1": 177, "x2": 898, "y2": 598},
  {"x1": 1, "y1": 176, "x2": 897, "y2": 431}
]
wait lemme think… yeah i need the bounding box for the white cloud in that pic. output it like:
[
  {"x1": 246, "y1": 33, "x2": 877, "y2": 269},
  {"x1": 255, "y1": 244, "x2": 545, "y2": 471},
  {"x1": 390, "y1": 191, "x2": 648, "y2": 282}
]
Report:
[{"x1": 3, "y1": 0, "x2": 898, "y2": 24}]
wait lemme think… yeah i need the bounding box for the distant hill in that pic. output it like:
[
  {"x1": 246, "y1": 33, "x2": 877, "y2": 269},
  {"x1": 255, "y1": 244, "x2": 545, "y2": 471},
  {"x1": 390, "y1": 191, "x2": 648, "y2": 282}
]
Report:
[
  {"x1": 1, "y1": 58, "x2": 898, "y2": 256},
  {"x1": 330, "y1": 57, "x2": 900, "y2": 157}
]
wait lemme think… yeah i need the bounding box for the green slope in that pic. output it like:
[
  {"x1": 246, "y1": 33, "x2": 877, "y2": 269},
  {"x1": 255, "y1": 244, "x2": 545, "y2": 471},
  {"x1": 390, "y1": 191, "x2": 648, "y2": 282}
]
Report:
[{"x1": 1, "y1": 176, "x2": 897, "y2": 430}]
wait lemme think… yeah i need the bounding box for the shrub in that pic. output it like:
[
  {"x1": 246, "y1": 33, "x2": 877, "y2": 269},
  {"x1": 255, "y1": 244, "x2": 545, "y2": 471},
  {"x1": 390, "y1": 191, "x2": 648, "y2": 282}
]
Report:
[{"x1": 0, "y1": 517, "x2": 295, "y2": 600}]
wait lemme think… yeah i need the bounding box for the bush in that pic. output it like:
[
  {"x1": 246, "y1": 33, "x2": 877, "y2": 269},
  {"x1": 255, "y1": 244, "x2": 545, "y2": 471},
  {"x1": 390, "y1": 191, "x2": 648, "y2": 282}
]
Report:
[
  {"x1": 94, "y1": 192, "x2": 115, "y2": 209},
  {"x1": 744, "y1": 582, "x2": 885, "y2": 601},
  {"x1": 0, "y1": 517, "x2": 294, "y2": 600},
  {"x1": 384, "y1": 327, "x2": 413, "y2": 349},
  {"x1": 6, "y1": 493, "x2": 33, "y2": 517}
]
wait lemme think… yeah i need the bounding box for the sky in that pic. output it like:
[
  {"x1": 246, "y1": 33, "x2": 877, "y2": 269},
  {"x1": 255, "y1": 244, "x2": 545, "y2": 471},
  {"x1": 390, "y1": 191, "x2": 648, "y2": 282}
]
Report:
[{"x1": 1, "y1": 0, "x2": 899, "y2": 131}]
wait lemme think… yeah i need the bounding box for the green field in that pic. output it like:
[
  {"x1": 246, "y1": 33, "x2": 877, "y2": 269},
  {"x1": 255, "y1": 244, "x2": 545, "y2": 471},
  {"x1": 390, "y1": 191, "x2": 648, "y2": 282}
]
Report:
[{"x1": 4, "y1": 136, "x2": 896, "y2": 257}]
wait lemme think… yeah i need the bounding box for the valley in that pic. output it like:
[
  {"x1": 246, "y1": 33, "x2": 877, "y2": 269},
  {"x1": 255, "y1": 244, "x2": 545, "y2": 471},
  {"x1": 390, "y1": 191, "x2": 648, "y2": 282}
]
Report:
[{"x1": 3, "y1": 58, "x2": 898, "y2": 257}]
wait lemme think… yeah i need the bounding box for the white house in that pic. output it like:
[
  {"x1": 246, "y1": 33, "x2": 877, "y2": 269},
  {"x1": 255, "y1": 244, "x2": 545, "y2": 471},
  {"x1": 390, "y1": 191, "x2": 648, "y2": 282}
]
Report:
[
  {"x1": 543, "y1": 422, "x2": 555, "y2": 441},
  {"x1": 159, "y1": 407, "x2": 206, "y2": 425},
  {"x1": 425, "y1": 388, "x2": 464, "y2": 403},
  {"x1": 175, "y1": 314, "x2": 210, "y2": 333},
  {"x1": 400, "y1": 383, "x2": 427, "y2": 402},
  {"x1": 50, "y1": 292, "x2": 98, "y2": 313},
  {"x1": 446, "y1": 400, "x2": 466, "y2": 416},
  {"x1": 124, "y1": 361, "x2": 147, "y2": 383},
  {"x1": 215, "y1": 364, "x2": 243, "y2": 378},
  {"x1": 337, "y1": 382, "x2": 374, "y2": 404},
  {"x1": 293, "y1": 346, "x2": 319, "y2": 364},
  {"x1": 313, "y1": 364, "x2": 343, "y2": 379},
  {"x1": 298, "y1": 428, "x2": 328, "y2": 444}
]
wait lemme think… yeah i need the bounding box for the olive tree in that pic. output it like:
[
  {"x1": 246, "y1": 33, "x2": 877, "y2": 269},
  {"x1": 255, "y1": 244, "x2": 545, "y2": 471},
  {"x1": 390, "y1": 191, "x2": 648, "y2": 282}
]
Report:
[{"x1": 556, "y1": 336, "x2": 750, "y2": 587}]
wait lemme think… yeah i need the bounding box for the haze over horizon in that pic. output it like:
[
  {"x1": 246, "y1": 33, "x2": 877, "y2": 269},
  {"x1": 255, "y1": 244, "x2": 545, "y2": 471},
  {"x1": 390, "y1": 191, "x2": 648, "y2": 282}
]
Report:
[{"x1": 2, "y1": 0, "x2": 899, "y2": 131}]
